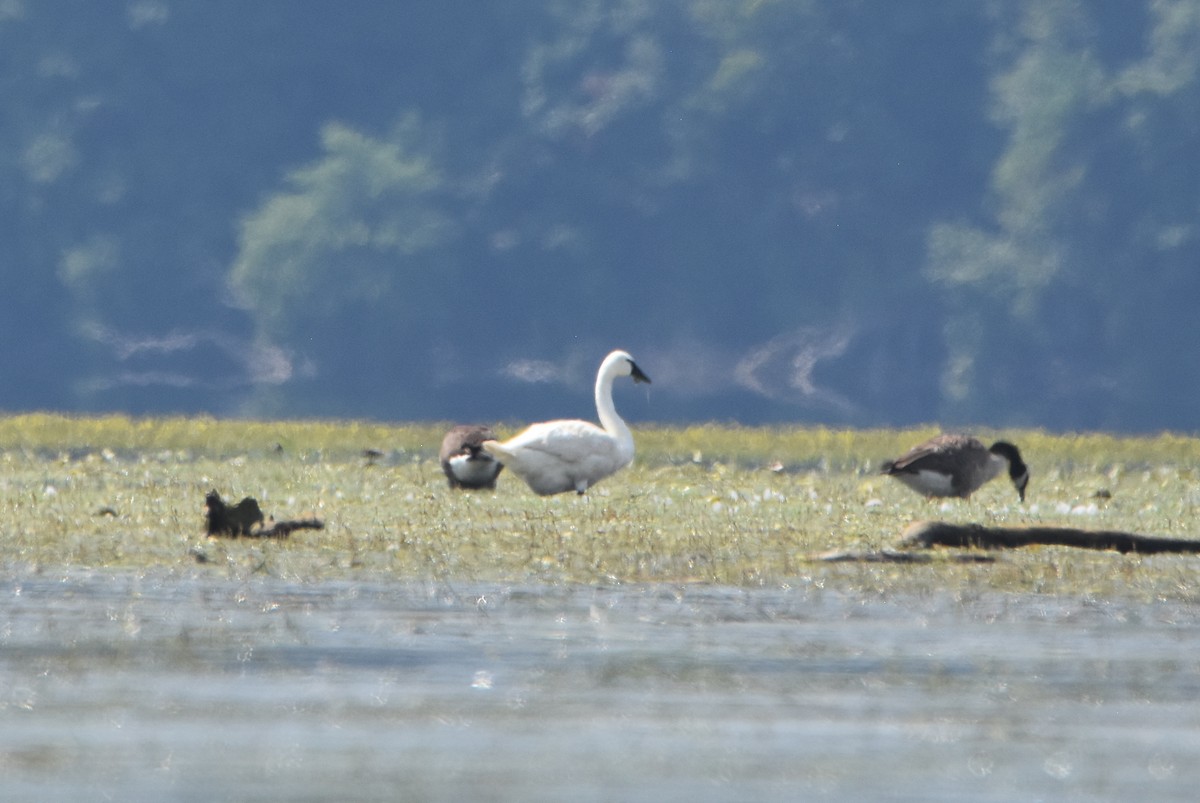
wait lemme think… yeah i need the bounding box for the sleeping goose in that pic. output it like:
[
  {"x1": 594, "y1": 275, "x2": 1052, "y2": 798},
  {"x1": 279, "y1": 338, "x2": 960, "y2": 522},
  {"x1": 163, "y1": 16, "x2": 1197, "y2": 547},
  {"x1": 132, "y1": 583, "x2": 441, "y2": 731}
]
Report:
[
  {"x1": 482, "y1": 350, "x2": 651, "y2": 495},
  {"x1": 440, "y1": 424, "x2": 504, "y2": 490},
  {"x1": 881, "y1": 433, "x2": 1029, "y2": 501}
]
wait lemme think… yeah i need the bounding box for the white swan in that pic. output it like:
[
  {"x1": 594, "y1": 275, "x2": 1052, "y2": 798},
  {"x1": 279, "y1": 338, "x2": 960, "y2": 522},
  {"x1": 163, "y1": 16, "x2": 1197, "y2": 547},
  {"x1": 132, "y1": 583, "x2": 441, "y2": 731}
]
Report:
[{"x1": 482, "y1": 350, "x2": 651, "y2": 495}]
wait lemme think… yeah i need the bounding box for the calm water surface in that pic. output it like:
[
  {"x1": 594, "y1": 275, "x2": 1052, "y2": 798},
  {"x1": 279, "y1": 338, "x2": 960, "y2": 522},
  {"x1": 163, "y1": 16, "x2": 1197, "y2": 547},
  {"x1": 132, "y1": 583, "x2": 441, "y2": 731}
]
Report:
[{"x1": 2, "y1": 568, "x2": 1199, "y2": 801}]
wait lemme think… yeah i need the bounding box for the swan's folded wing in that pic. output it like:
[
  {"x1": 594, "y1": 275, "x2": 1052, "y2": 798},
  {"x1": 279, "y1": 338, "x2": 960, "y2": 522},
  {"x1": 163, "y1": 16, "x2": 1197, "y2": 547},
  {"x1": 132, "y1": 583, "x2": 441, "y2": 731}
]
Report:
[{"x1": 501, "y1": 420, "x2": 609, "y2": 460}]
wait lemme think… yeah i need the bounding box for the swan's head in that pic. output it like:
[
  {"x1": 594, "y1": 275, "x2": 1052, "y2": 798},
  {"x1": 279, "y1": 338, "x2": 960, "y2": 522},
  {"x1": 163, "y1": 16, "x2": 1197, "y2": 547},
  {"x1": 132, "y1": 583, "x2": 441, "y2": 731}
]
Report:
[{"x1": 605, "y1": 350, "x2": 651, "y2": 385}]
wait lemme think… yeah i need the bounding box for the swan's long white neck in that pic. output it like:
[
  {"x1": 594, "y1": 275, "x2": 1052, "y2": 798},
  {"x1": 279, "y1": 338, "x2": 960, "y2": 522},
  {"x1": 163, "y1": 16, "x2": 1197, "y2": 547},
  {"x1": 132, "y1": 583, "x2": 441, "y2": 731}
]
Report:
[{"x1": 595, "y1": 356, "x2": 634, "y2": 456}]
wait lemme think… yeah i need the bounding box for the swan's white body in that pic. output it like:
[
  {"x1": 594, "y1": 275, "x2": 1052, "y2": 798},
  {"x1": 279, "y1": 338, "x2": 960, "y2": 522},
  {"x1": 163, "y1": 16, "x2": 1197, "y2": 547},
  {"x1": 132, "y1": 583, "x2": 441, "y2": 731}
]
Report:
[{"x1": 483, "y1": 350, "x2": 650, "y2": 495}]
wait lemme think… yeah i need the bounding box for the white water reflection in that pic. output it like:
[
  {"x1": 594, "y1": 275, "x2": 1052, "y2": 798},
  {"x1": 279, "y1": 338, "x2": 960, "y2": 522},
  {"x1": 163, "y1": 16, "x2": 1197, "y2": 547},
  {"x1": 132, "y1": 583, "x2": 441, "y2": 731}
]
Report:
[{"x1": 2, "y1": 569, "x2": 1199, "y2": 801}]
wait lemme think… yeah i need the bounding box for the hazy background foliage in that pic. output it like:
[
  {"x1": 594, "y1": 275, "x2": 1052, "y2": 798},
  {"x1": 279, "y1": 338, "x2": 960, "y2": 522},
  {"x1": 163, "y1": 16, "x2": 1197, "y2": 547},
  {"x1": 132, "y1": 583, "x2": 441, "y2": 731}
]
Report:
[{"x1": 2, "y1": 0, "x2": 1198, "y2": 432}]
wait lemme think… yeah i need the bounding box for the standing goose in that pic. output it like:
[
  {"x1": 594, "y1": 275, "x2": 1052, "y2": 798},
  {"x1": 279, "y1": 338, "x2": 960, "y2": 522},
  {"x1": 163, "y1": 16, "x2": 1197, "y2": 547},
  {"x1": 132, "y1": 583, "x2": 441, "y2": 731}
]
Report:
[
  {"x1": 440, "y1": 424, "x2": 504, "y2": 490},
  {"x1": 482, "y1": 350, "x2": 651, "y2": 495},
  {"x1": 881, "y1": 433, "x2": 1029, "y2": 501}
]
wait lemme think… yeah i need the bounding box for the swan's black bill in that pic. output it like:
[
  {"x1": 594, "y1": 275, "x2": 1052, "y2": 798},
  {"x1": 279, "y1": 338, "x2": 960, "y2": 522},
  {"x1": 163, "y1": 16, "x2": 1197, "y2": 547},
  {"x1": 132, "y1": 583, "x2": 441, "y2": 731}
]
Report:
[{"x1": 629, "y1": 360, "x2": 651, "y2": 384}]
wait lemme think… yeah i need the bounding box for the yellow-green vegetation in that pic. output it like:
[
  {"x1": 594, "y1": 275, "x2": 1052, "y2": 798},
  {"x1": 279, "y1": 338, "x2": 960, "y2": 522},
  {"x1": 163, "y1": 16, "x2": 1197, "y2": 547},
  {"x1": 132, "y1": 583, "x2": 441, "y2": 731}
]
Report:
[{"x1": 3, "y1": 413, "x2": 1200, "y2": 600}]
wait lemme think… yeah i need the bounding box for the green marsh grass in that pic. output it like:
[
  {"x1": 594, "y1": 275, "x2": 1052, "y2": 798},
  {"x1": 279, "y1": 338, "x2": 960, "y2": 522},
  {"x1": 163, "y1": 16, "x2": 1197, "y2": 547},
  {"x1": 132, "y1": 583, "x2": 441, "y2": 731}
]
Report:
[{"x1": 3, "y1": 414, "x2": 1200, "y2": 601}]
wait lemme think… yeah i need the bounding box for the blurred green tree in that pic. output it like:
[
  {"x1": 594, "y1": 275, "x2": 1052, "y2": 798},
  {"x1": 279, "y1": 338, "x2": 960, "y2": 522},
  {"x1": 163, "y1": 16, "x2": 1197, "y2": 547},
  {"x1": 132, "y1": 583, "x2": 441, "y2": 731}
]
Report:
[{"x1": 229, "y1": 116, "x2": 459, "y2": 414}]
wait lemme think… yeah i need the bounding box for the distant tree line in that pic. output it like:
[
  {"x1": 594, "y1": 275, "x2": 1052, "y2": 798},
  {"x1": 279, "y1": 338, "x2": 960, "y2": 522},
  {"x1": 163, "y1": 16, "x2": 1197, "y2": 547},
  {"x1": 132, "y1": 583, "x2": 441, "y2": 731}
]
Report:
[{"x1": 2, "y1": 1, "x2": 1198, "y2": 432}]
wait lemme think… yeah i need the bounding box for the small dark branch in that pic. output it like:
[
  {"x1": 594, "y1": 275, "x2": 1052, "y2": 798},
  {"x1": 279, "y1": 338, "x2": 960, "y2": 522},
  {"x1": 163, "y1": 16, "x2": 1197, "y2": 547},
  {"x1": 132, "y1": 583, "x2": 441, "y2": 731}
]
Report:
[
  {"x1": 257, "y1": 518, "x2": 325, "y2": 538},
  {"x1": 811, "y1": 548, "x2": 994, "y2": 564},
  {"x1": 813, "y1": 548, "x2": 932, "y2": 563},
  {"x1": 900, "y1": 521, "x2": 1200, "y2": 555}
]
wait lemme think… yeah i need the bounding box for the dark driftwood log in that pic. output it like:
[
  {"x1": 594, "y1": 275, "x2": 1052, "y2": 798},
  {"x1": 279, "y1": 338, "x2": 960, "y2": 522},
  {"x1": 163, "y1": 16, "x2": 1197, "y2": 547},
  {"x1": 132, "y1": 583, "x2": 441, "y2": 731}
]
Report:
[
  {"x1": 205, "y1": 491, "x2": 265, "y2": 537},
  {"x1": 900, "y1": 520, "x2": 1200, "y2": 555}
]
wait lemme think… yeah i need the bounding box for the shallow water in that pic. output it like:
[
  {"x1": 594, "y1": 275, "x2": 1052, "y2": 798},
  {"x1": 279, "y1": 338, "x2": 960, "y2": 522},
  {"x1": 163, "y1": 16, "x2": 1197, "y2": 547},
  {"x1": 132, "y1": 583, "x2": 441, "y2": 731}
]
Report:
[{"x1": 2, "y1": 569, "x2": 1199, "y2": 802}]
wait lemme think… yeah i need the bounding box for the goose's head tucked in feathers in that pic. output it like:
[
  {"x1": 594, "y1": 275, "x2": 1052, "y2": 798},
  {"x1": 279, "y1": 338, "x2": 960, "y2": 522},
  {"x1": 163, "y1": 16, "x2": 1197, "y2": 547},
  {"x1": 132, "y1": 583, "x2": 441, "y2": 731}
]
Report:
[{"x1": 440, "y1": 424, "x2": 504, "y2": 490}]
